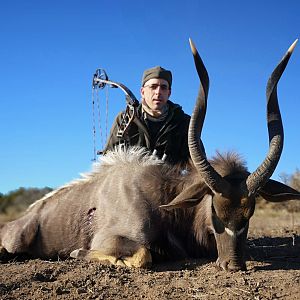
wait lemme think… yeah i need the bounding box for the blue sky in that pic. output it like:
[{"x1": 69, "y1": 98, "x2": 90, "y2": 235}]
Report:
[{"x1": 1, "y1": 0, "x2": 299, "y2": 194}]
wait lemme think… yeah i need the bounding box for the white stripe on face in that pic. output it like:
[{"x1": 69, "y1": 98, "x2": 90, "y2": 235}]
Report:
[{"x1": 224, "y1": 226, "x2": 246, "y2": 237}]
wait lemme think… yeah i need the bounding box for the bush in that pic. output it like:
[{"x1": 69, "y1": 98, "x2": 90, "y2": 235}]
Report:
[{"x1": 0, "y1": 187, "x2": 53, "y2": 221}]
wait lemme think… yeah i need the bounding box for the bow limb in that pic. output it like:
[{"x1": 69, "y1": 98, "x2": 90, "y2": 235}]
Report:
[{"x1": 93, "y1": 77, "x2": 139, "y2": 107}]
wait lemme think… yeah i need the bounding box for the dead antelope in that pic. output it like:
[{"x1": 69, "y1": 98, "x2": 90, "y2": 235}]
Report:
[{"x1": 1, "y1": 39, "x2": 299, "y2": 271}]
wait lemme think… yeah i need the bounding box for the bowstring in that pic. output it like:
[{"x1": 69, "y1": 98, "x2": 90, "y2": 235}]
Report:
[
  {"x1": 105, "y1": 85, "x2": 109, "y2": 143},
  {"x1": 92, "y1": 82, "x2": 110, "y2": 160},
  {"x1": 96, "y1": 86, "x2": 104, "y2": 150},
  {"x1": 91, "y1": 88, "x2": 97, "y2": 161}
]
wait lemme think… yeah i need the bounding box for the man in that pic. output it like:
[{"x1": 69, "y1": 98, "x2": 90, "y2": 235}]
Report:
[{"x1": 102, "y1": 66, "x2": 190, "y2": 165}]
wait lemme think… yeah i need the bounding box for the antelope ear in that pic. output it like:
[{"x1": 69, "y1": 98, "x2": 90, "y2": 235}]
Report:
[
  {"x1": 258, "y1": 179, "x2": 300, "y2": 202},
  {"x1": 159, "y1": 183, "x2": 211, "y2": 210}
]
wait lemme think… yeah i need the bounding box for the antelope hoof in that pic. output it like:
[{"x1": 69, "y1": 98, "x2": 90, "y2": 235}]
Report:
[
  {"x1": 70, "y1": 246, "x2": 152, "y2": 268},
  {"x1": 70, "y1": 248, "x2": 119, "y2": 265},
  {"x1": 121, "y1": 246, "x2": 152, "y2": 268}
]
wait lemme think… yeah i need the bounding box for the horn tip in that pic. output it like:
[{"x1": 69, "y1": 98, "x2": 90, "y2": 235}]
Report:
[
  {"x1": 288, "y1": 39, "x2": 298, "y2": 54},
  {"x1": 189, "y1": 38, "x2": 198, "y2": 56}
]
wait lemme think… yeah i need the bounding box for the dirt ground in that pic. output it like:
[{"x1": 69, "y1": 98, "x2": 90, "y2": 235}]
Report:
[{"x1": 0, "y1": 207, "x2": 300, "y2": 300}]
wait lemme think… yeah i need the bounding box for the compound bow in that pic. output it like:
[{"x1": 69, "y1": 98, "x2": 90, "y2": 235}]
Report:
[{"x1": 92, "y1": 69, "x2": 140, "y2": 155}]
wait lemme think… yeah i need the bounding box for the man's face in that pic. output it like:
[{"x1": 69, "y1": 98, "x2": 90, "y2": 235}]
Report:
[{"x1": 140, "y1": 78, "x2": 171, "y2": 111}]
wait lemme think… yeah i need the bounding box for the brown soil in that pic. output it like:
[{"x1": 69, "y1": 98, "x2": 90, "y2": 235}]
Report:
[{"x1": 0, "y1": 208, "x2": 300, "y2": 300}]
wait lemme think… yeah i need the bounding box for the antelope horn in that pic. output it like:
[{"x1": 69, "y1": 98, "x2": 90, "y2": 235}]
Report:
[
  {"x1": 245, "y1": 39, "x2": 298, "y2": 196},
  {"x1": 188, "y1": 39, "x2": 230, "y2": 194}
]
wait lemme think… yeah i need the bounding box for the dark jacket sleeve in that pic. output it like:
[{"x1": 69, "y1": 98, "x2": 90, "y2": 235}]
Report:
[{"x1": 173, "y1": 113, "x2": 190, "y2": 164}]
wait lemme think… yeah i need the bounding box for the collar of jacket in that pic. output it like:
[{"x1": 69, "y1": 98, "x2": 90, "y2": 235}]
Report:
[
  {"x1": 132, "y1": 100, "x2": 183, "y2": 148},
  {"x1": 137, "y1": 100, "x2": 182, "y2": 117}
]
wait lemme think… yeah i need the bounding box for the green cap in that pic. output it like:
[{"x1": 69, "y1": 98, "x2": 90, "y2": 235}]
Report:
[{"x1": 141, "y1": 66, "x2": 172, "y2": 87}]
